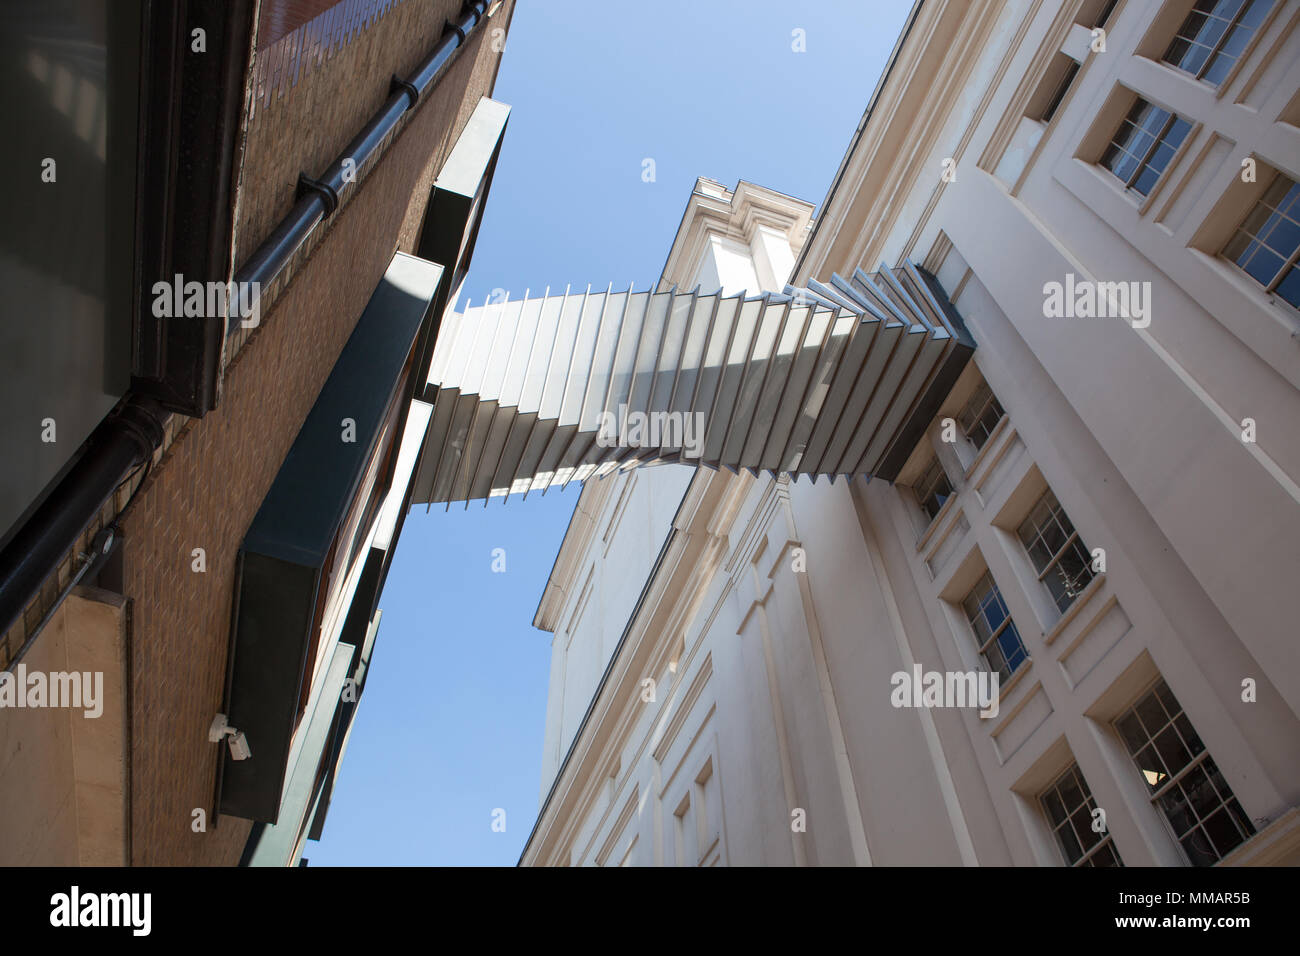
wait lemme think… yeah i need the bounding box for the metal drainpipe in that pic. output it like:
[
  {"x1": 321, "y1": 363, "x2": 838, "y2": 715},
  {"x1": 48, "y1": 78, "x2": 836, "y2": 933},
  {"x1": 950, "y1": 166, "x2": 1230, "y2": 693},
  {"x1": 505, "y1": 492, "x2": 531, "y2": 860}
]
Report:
[
  {"x1": 0, "y1": 0, "x2": 492, "y2": 639},
  {"x1": 230, "y1": 0, "x2": 490, "y2": 328}
]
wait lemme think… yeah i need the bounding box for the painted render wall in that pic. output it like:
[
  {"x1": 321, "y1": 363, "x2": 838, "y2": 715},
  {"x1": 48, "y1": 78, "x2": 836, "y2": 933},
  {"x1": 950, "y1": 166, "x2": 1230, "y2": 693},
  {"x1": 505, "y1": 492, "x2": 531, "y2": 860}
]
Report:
[
  {"x1": 539, "y1": 464, "x2": 695, "y2": 794},
  {"x1": 810, "y1": 0, "x2": 1299, "y2": 865},
  {"x1": 526, "y1": 0, "x2": 1300, "y2": 866},
  {"x1": 810, "y1": 0, "x2": 1300, "y2": 864}
]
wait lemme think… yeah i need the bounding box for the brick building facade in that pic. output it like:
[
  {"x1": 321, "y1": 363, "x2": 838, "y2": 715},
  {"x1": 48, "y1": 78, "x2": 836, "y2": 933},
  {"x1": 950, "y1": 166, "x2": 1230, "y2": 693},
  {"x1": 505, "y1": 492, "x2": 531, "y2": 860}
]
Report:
[{"x1": 0, "y1": 0, "x2": 515, "y2": 866}]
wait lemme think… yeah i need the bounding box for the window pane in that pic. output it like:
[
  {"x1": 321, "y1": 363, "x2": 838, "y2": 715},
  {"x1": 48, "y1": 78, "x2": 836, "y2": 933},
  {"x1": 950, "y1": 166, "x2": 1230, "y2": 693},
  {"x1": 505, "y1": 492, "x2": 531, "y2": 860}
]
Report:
[
  {"x1": 1044, "y1": 569, "x2": 1074, "y2": 613},
  {"x1": 914, "y1": 457, "x2": 953, "y2": 520},
  {"x1": 1263, "y1": 217, "x2": 1300, "y2": 259},
  {"x1": 1153, "y1": 679, "x2": 1180, "y2": 717},
  {"x1": 1147, "y1": 139, "x2": 1180, "y2": 173},
  {"x1": 1045, "y1": 539, "x2": 1094, "y2": 612},
  {"x1": 1181, "y1": 763, "x2": 1220, "y2": 819},
  {"x1": 1120, "y1": 680, "x2": 1257, "y2": 865},
  {"x1": 1136, "y1": 692, "x2": 1170, "y2": 737},
  {"x1": 1164, "y1": 0, "x2": 1266, "y2": 83},
  {"x1": 1261, "y1": 171, "x2": 1294, "y2": 205},
  {"x1": 1274, "y1": 264, "x2": 1300, "y2": 308},
  {"x1": 983, "y1": 639, "x2": 1011, "y2": 683},
  {"x1": 1243, "y1": 244, "x2": 1284, "y2": 285},
  {"x1": 1154, "y1": 726, "x2": 1193, "y2": 776},
  {"x1": 1240, "y1": 203, "x2": 1277, "y2": 236},
  {"x1": 1157, "y1": 784, "x2": 1197, "y2": 836},
  {"x1": 1165, "y1": 36, "x2": 1206, "y2": 73},
  {"x1": 1041, "y1": 763, "x2": 1122, "y2": 867},
  {"x1": 1132, "y1": 165, "x2": 1161, "y2": 197},
  {"x1": 1257, "y1": 195, "x2": 1300, "y2": 246},
  {"x1": 1019, "y1": 490, "x2": 1094, "y2": 612},
  {"x1": 1174, "y1": 713, "x2": 1205, "y2": 757},
  {"x1": 1058, "y1": 818, "x2": 1083, "y2": 862},
  {"x1": 1194, "y1": 14, "x2": 1230, "y2": 50},
  {"x1": 1218, "y1": 19, "x2": 1252, "y2": 59},
  {"x1": 1057, "y1": 770, "x2": 1083, "y2": 811},
  {"x1": 1180, "y1": 826, "x2": 1222, "y2": 867},
  {"x1": 1087, "y1": 843, "x2": 1123, "y2": 867},
  {"x1": 982, "y1": 590, "x2": 1011, "y2": 632},
  {"x1": 1073, "y1": 808, "x2": 1101, "y2": 851},
  {"x1": 1043, "y1": 514, "x2": 1074, "y2": 559},
  {"x1": 1203, "y1": 55, "x2": 1233, "y2": 85},
  {"x1": 1168, "y1": 0, "x2": 1274, "y2": 85},
  {"x1": 974, "y1": 399, "x2": 1004, "y2": 441},
  {"x1": 1100, "y1": 142, "x2": 1140, "y2": 184},
  {"x1": 956, "y1": 392, "x2": 980, "y2": 431},
  {"x1": 1240, "y1": 0, "x2": 1272, "y2": 28},
  {"x1": 964, "y1": 573, "x2": 1026, "y2": 679},
  {"x1": 1202, "y1": 806, "x2": 1249, "y2": 859},
  {"x1": 1223, "y1": 175, "x2": 1300, "y2": 296},
  {"x1": 1116, "y1": 713, "x2": 1147, "y2": 754},
  {"x1": 1102, "y1": 99, "x2": 1190, "y2": 193},
  {"x1": 958, "y1": 383, "x2": 1005, "y2": 451},
  {"x1": 1135, "y1": 102, "x2": 1171, "y2": 138},
  {"x1": 1025, "y1": 535, "x2": 1057, "y2": 575},
  {"x1": 1031, "y1": 520, "x2": 1070, "y2": 572},
  {"x1": 996, "y1": 624, "x2": 1028, "y2": 675},
  {"x1": 1224, "y1": 234, "x2": 1257, "y2": 266},
  {"x1": 1167, "y1": 116, "x2": 1193, "y2": 148},
  {"x1": 1131, "y1": 118, "x2": 1191, "y2": 196},
  {"x1": 1017, "y1": 496, "x2": 1053, "y2": 544},
  {"x1": 1204, "y1": 756, "x2": 1232, "y2": 800},
  {"x1": 1133, "y1": 744, "x2": 1168, "y2": 791},
  {"x1": 1227, "y1": 798, "x2": 1254, "y2": 836},
  {"x1": 1044, "y1": 788, "x2": 1068, "y2": 826}
]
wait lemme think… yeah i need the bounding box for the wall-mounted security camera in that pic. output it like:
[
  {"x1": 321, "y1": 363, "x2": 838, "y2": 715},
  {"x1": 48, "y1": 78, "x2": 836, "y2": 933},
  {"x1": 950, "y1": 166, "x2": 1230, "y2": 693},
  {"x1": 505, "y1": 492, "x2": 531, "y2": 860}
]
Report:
[
  {"x1": 208, "y1": 713, "x2": 251, "y2": 761},
  {"x1": 227, "y1": 731, "x2": 251, "y2": 761}
]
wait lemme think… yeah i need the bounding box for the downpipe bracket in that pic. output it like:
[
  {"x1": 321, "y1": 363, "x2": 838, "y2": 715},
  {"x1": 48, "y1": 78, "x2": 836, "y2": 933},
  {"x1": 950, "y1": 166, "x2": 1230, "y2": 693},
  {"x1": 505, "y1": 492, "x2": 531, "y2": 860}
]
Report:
[
  {"x1": 390, "y1": 73, "x2": 420, "y2": 109},
  {"x1": 296, "y1": 172, "x2": 340, "y2": 218}
]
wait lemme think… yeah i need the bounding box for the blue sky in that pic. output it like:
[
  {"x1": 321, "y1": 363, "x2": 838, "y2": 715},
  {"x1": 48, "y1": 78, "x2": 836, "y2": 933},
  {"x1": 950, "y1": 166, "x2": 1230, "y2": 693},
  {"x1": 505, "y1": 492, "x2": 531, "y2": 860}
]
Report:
[{"x1": 308, "y1": 0, "x2": 912, "y2": 866}]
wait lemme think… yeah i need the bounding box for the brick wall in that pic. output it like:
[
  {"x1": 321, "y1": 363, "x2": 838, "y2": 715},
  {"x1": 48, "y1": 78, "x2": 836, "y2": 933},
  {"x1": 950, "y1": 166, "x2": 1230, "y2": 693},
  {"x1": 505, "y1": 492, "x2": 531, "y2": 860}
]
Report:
[
  {"x1": 235, "y1": 0, "x2": 469, "y2": 267},
  {"x1": 119, "y1": 0, "x2": 511, "y2": 865}
]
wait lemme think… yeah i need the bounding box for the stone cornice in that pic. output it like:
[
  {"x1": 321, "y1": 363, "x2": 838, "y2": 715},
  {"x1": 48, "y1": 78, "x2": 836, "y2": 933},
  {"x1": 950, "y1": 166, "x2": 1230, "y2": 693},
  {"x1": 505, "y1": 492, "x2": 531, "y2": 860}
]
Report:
[{"x1": 660, "y1": 178, "x2": 814, "y2": 290}]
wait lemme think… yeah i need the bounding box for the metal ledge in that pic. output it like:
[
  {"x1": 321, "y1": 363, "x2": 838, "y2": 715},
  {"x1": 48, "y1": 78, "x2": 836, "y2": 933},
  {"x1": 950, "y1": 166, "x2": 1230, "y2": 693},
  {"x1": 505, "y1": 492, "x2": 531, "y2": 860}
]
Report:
[{"x1": 219, "y1": 254, "x2": 442, "y2": 823}]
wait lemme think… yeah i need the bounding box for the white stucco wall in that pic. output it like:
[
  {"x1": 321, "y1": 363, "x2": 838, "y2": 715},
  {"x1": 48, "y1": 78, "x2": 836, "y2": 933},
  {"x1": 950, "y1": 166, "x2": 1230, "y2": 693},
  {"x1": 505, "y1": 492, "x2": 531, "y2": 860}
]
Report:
[{"x1": 525, "y1": 0, "x2": 1300, "y2": 867}]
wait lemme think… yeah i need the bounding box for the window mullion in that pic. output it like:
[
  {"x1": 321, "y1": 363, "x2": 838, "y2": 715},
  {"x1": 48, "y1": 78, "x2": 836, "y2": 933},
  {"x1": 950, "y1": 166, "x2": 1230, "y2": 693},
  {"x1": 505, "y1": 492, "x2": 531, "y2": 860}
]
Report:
[
  {"x1": 1075, "y1": 836, "x2": 1114, "y2": 867},
  {"x1": 978, "y1": 617, "x2": 1011, "y2": 654},
  {"x1": 1147, "y1": 749, "x2": 1211, "y2": 801},
  {"x1": 1267, "y1": 244, "x2": 1300, "y2": 292},
  {"x1": 1195, "y1": 5, "x2": 1245, "y2": 79},
  {"x1": 1196, "y1": 28, "x2": 1221, "y2": 80},
  {"x1": 1036, "y1": 529, "x2": 1080, "y2": 581},
  {"x1": 1130, "y1": 114, "x2": 1173, "y2": 186}
]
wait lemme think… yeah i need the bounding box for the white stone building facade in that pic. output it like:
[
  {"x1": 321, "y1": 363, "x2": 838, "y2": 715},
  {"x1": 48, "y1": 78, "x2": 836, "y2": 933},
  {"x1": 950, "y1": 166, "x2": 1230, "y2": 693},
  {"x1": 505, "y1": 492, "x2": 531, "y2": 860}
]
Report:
[{"x1": 521, "y1": 0, "x2": 1300, "y2": 867}]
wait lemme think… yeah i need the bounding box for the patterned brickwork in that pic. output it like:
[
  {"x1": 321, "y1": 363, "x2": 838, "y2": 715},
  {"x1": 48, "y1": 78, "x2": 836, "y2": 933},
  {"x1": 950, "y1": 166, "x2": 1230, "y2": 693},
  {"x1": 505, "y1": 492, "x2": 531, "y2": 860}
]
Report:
[{"x1": 119, "y1": 3, "x2": 509, "y2": 865}]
